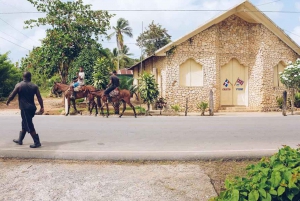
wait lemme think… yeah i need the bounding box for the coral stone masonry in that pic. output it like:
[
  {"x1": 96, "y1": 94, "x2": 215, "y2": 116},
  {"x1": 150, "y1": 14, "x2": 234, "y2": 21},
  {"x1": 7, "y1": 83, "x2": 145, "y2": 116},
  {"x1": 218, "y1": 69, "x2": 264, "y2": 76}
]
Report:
[{"x1": 130, "y1": 0, "x2": 300, "y2": 112}]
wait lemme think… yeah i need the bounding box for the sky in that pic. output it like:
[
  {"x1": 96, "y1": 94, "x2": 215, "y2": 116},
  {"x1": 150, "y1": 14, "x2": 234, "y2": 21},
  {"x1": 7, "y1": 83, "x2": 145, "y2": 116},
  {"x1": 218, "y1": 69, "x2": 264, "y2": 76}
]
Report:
[{"x1": 1, "y1": 0, "x2": 300, "y2": 64}]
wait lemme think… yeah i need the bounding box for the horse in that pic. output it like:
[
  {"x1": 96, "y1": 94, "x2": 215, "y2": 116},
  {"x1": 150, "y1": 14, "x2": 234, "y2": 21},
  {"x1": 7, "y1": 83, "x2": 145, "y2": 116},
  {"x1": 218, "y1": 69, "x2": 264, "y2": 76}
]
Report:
[
  {"x1": 52, "y1": 82, "x2": 98, "y2": 116},
  {"x1": 90, "y1": 88, "x2": 137, "y2": 118},
  {"x1": 87, "y1": 90, "x2": 122, "y2": 117}
]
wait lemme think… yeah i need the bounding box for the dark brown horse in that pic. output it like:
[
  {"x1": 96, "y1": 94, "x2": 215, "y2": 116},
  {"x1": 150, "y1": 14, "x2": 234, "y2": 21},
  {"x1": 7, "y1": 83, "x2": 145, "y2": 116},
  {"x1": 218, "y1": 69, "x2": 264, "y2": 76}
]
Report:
[
  {"x1": 90, "y1": 89, "x2": 136, "y2": 118},
  {"x1": 52, "y1": 82, "x2": 98, "y2": 116}
]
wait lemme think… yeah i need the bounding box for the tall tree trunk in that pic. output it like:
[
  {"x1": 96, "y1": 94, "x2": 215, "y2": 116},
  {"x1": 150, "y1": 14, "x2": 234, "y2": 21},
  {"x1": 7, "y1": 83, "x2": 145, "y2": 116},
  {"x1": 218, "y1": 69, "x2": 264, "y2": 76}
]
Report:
[{"x1": 146, "y1": 103, "x2": 150, "y2": 116}]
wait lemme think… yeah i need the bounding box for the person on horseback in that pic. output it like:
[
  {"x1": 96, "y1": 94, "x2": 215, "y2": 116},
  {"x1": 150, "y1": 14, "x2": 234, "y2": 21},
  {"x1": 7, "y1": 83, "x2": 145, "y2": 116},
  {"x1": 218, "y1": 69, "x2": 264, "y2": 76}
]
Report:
[
  {"x1": 70, "y1": 66, "x2": 85, "y2": 99},
  {"x1": 104, "y1": 70, "x2": 120, "y2": 102}
]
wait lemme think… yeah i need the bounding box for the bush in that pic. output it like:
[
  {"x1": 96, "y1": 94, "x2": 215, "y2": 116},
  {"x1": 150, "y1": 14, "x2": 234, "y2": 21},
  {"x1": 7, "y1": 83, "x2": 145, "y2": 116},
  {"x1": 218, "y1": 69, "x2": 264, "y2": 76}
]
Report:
[
  {"x1": 210, "y1": 146, "x2": 300, "y2": 201},
  {"x1": 171, "y1": 104, "x2": 181, "y2": 112},
  {"x1": 0, "y1": 53, "x2": 22, "y2": 98},
  {"x1": 276, "y1": 96, "x2": 283, "y2": 109},
  {"x1": 294, "y1": 93, "x2": 300, "y2": 108},
  {"x1": 135, "y1": 106, "x2": 146, "y2": 114},
  {"x1": 197, "y1": 101, "x2": 208, "y2": 116}
]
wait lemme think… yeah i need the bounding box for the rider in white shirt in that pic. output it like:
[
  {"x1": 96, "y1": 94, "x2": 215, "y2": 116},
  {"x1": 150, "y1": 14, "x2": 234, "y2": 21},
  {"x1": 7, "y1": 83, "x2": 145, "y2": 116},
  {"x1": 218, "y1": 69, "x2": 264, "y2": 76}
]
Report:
[{"x1": 71, "y1": 66, "x2": 85, "y2": 99}]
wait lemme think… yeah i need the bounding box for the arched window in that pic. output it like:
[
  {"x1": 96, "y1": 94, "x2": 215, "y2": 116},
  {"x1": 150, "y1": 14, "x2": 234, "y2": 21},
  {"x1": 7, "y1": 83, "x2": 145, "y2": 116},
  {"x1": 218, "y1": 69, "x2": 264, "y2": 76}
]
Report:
[
  {"x1": 273, "y1": 62, "x2": 285, "y2": 87},
  {"x1": 179, "y1": 59, "x2": 203, "y2": 87}
]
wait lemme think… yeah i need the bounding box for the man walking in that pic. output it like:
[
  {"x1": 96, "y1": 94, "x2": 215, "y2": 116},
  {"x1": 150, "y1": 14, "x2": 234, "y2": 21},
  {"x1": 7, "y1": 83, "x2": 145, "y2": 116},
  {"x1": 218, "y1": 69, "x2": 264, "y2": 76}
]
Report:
[
  {"x1": 104, "y1": 70, "x2": 120, "y2": 102},
  {"x1": 6, "y1": 72, "x2": 44, "y2": 148}
]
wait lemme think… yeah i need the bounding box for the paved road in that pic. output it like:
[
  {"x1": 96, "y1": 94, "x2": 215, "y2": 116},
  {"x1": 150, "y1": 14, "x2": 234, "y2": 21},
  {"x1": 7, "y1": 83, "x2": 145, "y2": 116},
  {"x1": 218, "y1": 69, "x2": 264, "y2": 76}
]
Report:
[{"x1": 0, "y1": 114, "x2": 299, "y2": 160}]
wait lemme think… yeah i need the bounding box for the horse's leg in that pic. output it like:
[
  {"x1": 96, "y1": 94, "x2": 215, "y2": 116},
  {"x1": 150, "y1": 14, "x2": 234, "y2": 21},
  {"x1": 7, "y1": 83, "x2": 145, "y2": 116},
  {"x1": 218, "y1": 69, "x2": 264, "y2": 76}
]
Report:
[
  {"x1": 66, "y1": 98, "x2": 70, "y2": 116},
  {"x1": 90, "y1": 101, "x2": 94, "y2": 115},
  {"x1": 119, "y1": 100, "x2": 126, "y2": 118},
  {"x1": 105, "y1": 102, "x2": 109, "y2": 118},
  {"x1": 126, "y1": 98, "x2": 137, "y2": 118},
  {"x1": 94, "y1": 100, "x2": 98, "y2": 117}
]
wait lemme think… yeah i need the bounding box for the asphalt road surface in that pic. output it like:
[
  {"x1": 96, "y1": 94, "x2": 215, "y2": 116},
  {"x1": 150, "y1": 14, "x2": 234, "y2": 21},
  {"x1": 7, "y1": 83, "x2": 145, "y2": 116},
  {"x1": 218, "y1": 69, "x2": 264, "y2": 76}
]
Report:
[{"x1": 0, "y1": 114, "x2": 299, "y2": 160}]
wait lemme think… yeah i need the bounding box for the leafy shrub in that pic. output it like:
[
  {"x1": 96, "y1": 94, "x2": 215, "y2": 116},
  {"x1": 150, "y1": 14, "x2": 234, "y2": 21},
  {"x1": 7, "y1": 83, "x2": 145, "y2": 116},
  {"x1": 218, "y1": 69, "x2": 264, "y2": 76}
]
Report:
[
  {"x1": 171, "y1": 104, "x2": 181, "y2": 112},
  {"x1": 276, "y1": 96, "x2": 283, "y2": 109},
  {"x1": 210, "y1": 146, "x2": 300, "y2": 201},
  {"x1": 294, "y1": 92, "x2": 300, "y2": 108},
  {"x1": 135, "y1": 106, "x2": 146, "y2": 114},
  {"x1": 197, "y1": 101, "x2": 208, "y2": 116}
]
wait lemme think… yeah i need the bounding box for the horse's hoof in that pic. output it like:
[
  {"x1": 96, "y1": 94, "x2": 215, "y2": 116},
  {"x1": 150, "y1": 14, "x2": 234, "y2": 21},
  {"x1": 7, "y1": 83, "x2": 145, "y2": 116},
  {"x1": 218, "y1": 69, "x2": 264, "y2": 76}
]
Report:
[{"x1": 119, "y1": 115, "x2": 122, "y2": 118}]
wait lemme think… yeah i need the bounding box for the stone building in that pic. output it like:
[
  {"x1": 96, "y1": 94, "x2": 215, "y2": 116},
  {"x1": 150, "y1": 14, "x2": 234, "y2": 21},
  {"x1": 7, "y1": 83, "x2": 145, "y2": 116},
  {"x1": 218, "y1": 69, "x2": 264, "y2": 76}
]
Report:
[{"x1": 130, "y1": 0, "x2": 300, "y2": 112}]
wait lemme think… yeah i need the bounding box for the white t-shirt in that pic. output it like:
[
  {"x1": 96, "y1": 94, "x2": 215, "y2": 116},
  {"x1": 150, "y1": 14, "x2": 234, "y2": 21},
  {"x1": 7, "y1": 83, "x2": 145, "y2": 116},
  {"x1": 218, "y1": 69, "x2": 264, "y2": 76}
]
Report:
[{"x1": 78, "y1": 72, "x2": 85, "y2": 85}]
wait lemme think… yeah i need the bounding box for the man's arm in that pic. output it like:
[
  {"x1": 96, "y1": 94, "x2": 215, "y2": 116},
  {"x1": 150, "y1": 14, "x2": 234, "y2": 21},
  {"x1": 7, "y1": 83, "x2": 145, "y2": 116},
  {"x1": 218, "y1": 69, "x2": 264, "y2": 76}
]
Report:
[
  {"x1": 107, "y1": 77, "x2": 112, "y2": 87},
  {"x1": 6, "y1": 84, "x2": 19, "y2": 106},
  {"x1": 36, "y1": 88, "x2": 44, "y2": 114}
]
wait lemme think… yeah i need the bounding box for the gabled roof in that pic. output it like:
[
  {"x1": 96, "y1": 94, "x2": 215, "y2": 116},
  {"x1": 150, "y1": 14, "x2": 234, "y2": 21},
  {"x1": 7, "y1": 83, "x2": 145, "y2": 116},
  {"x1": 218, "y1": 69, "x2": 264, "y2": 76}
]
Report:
[{"x1": 153, "y1": 0, "x2": 300, "y2": 56}]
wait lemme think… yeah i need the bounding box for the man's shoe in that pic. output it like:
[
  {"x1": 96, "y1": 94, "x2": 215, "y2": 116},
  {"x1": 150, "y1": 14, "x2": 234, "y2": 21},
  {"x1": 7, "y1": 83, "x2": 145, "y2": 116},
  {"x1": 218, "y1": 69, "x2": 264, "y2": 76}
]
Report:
[
  {"x1": 13, "y1": 131, "x2": 26, "y2": 145},
  {"x1": 30, "y1": 134, "x2": 41, "y2": 148}
]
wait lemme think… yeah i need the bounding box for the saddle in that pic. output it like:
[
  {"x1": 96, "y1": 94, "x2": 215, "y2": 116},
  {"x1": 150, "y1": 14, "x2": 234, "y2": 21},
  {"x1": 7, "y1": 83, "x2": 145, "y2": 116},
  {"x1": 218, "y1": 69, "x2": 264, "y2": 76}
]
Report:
[
  {"x1": 74, "y1": 85, "x2": 86, "y2": 92},
  {"x1": 109, "y1": 88, "x2": 120, "y2": 97}
]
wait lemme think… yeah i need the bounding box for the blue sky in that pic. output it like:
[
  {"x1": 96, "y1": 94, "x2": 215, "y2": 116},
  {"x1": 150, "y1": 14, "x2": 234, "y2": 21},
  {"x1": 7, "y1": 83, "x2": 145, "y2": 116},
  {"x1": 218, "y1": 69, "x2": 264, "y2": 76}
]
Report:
[{"x1": 1, "y1": 0, "x2": 300, "y2": 63}]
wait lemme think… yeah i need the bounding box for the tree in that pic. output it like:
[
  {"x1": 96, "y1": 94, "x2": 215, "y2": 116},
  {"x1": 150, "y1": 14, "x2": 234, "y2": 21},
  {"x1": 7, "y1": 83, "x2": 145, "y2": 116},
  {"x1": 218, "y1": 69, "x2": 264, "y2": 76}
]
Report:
[
  {"x1": 138, "y1": 72, "x2": 159, "y2": 116},
  {"x1": 107, "y1": 18, "x2": 133, "y2": 70},
  {"x1": 136, "y1": 21, "x2": 171, "y2": 57},
  {"x1": 0, "y1": 53, "x2": 22, "y2": 98},
  {"x1": 93, "y1": 57, "x2": 114, "y2": 90},
  {"x1": 25, "y1": 0, "x2": 113, "y2": 83},
  {"x1": 112, "y1": 45, "x2": 136, "y2": 69},
  {"x1": 280, "y1": 59, "x2": 300, "y2": 114},
  {"x1": 69, "y1": 45, "x2": 109, "y2": 85}
]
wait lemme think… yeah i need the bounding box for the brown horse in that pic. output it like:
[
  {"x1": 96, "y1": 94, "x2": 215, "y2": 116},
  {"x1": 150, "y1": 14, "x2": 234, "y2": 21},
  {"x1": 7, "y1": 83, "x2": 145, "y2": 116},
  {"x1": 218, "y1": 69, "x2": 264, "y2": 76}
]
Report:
[
  {"x1": 90, "y1": 89, "x2": 137, "y2": 118},
  {"x1": 52, "y1": 82, "x2": 98, "y2": 116}
]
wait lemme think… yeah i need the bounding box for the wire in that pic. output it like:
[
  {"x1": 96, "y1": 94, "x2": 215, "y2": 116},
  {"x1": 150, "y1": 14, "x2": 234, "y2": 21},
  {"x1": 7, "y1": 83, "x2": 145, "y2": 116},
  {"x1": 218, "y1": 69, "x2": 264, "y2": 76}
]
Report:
[
  {"x1": 0, "y1": 17, "x2": 38, "y2": 43},
  {"x1": 0, "y1": 36, "x2": 30, "y2": 51},
  {"x1": 0, "y1": 30, "x2": 24, "y2": 43},
  {"x1": 1, "y1": 10, "x2": 300, "y2": 13},
  {"x1": 256, "y1": 0, "x2": 282, "y2": 6}
]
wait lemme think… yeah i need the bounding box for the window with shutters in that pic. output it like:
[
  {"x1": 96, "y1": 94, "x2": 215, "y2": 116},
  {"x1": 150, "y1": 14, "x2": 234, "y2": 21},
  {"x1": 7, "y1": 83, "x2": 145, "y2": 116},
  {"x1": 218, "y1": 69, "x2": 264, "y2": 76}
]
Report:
[
  {"x1": 273, "y1": 62, "x2": 285, "y2": 87},
  {"x1": 179, "y1": 58, "x2": 203, "y2": 87}
]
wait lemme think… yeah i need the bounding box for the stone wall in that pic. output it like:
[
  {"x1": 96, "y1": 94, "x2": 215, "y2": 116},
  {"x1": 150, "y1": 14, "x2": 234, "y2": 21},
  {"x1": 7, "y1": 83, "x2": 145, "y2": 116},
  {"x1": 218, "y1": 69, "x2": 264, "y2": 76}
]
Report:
[
  {"x1": 132, "y1": 14, "x2": 299, "y2": 112},
  {"x1": 158, "y1": 15, "x2": 298, "y2": 112}
]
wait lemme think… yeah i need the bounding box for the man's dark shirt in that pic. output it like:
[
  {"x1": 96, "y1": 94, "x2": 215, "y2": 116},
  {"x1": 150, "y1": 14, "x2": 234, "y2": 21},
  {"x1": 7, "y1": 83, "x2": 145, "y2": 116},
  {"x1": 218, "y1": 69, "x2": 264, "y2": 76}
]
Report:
[
  {"x1": 110, "y1": 75, "x2": 120, "y2": 87},
  {"x1": 9, "y1": 81, "x2": 38, "y2": 110}
]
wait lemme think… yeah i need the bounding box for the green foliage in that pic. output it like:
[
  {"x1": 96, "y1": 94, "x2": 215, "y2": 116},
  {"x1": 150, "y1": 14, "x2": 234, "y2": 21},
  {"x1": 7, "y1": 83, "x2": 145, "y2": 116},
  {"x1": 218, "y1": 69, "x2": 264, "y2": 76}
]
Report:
[
  {"x1": 276, "y1": 96, "x2": 283, "y2": 109},
  {"x1": 107, "y1": 18, "x2": 133, "y2": 69},
  {"x1": 119, "y1": 76, "x2": 138, "y2": 96},
  {"x1": 197, "y1": 101, "x2": 208, "y2": 116},
  {"x1": 24, "y1": 0, "x2": 113, "y2": 83},
  {"x1": 0, "y1": 53, "x2": 22, "y2": 97},
  {"x1": 136, "y1": 21, "x2": 171, "y2": 57},
  {"x1": 171, "y1": 104, "x2": 181, "y2": 112},
  {"x1": 210, "y1": 146, "x2": 300, "y2": 201},
  {"x1": 135, "y1": 106, "x2": 146, "y2": 114},
  {"x1": 280, "y1": 59, "x2": 300, "y2": 89},
  {"x1": 92, "y1": 57, "x2": 114, "y2": 89},
  {"x1": 138, "y1": 72, "x2": 159, "y2": 105},
  {"x1": 68, "y1": 46, "x2": 108, "y2": 85},
  {"x1": 294, "y1": 92, "x2": 300, "y2": 108}
]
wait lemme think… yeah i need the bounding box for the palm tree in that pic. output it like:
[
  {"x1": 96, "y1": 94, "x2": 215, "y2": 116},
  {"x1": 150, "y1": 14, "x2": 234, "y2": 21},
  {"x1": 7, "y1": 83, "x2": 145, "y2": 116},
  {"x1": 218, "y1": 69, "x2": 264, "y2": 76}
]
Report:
[{"x1": 107, "y1": 18, "x2": 133, "y2": 70}]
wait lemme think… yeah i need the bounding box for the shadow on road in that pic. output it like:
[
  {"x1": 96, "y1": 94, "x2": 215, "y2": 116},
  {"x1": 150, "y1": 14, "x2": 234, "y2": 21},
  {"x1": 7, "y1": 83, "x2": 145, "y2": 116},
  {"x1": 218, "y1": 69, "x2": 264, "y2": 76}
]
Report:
[{"x1": 41, "y1": 140, "x2": 88, "y2": 147}]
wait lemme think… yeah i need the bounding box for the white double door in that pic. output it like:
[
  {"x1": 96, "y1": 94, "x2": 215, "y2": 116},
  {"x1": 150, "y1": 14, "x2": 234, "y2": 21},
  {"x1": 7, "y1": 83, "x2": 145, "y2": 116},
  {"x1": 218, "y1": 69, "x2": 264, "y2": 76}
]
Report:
[{"x1": 220, "y1": 59, "x2": 248, "y2": 106}]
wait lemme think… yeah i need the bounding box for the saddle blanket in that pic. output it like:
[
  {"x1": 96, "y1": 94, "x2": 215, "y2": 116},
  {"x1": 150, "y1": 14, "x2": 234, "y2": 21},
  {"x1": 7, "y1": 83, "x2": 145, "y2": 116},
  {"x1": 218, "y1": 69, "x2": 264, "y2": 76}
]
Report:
[{"x1": 109, "y1": 89, "x2": 119, "y2": 97}]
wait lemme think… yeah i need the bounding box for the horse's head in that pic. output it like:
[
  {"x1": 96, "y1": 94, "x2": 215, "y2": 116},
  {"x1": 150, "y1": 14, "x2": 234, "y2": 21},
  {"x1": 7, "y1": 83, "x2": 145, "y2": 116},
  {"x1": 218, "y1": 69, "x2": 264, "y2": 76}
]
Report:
[{"x1": 51, "y1": 82, "x2": 62, "y2": 97}]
